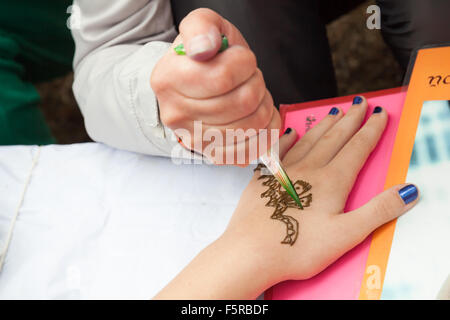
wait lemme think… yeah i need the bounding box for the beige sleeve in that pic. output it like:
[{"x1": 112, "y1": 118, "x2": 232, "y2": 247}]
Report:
[{"x1": 71, "y1": 0, "x2": 194, "y2": 158}]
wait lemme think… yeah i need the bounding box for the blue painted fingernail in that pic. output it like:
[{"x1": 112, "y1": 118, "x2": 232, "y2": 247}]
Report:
[
  {"x1": 284, "y1": 127, "x2": 292, "y2": 135},
  {"x1": 398, "y1": 184, "x2": 418, "y2": 204},
  {"x1": 353, "y1": 96, "x2": 363, "y2": 105},
  {"x1": 373, "y1": 106, "x2": 382, "y2": 114},
  {"x1": 329, "y1": 107, "x2": 339, "y2": 115}
]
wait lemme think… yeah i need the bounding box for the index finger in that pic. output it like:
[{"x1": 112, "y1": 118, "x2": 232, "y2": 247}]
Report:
[
  {"x1": 166, "y1": 44, "x2": 258, "y2": 98},
  {"x1": 327, "y1": 106, "x2": 388, "y2": 194}
]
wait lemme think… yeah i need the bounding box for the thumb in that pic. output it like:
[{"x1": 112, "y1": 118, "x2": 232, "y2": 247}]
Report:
[
  {"x1": 340, "y1": 183, "x2": 419, "y2": 242},
  {"x1": 179, "y1": 8, "x2": 224, "y2": 61}
]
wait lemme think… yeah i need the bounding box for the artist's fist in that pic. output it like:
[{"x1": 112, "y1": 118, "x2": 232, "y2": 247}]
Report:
[{"x1": 151, "y1": 8, "x2": 280, "y2": 165}]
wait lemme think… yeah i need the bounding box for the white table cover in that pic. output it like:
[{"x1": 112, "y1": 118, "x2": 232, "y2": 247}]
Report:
[{"x1": 0, "y1": 143, "x2": 253, "y2": 299}]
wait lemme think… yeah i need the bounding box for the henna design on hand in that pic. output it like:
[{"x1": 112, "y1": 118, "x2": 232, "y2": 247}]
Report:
[{"x1": 254, "y1": 164, "x2": 312, "y2": 245}]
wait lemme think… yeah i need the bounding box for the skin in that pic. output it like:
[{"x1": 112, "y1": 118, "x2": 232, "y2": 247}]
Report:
[
  {"x1": 151, "y1": 8, "x2": 280, "y2": 165},
  {"x1": 154, "y1": 96, "x2": 419, "y2": 300}
]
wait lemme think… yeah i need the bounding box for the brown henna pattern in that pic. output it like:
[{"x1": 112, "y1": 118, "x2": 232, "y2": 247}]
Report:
[{"x1": 254, "y1": 164, "x2": 312, "y2": 245}]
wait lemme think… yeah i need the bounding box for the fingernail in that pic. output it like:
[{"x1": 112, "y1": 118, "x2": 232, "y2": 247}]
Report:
[
  {"x1": 284, "y1": 128, "x2": 292, "y2": 135},
  {"x1": 353, "y1": 96, "x2": 363, "y2": 105},
  {"x1": 187, "y1": 34, "x2": 215, "y2": 57},
  {"x1": 329, "y1": 107, "x2": 339, "y2": 115},
  {"x1": 399, "y1": 184, "x2": 418, "y2": 204},
  {"x1": 373, "y1": 106, "x2": 383, "y2": 114}
]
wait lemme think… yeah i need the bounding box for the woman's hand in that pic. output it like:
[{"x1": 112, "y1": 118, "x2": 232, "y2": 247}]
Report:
[{"x1": 155, "y1": 96, "x2": 419, "y2": 299}]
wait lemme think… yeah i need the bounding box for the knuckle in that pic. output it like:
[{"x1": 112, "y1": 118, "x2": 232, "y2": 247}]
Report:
[
  {"x1": 353, "y1": 134, "x2": 369, "y2": 150},
  {"x1": 178, "y1": 18, "x2": 188, "y2": 31},
  {"x1": 344, "y1": 107, "x2": 365, "y2": 123},
  {"x1": 322, "y1": 127, "x2": 342, "y2": 142},
  {"x1": 150, "y1": 69, "x2": 167, "y2": 94},
  {"x1": 270, "y1": 109, "x2": 281, "y2": 130},
  {"x1": 160, "y1": 105, "x2": 183, "y2": 127},
  {"x1": 181, "y1": 8, "x2": 217, "y2": 28},
  {"x1": 295, "y1": 162, "x2": 314, "y2": 172},
  {"x1": 189, "y1": 8, "x2": 217, "y2": 18},
  {"x1": 353, "y1": 128, "x2": 376, "y2": 150},
  {"x1": 255, "y1": 103, "x2": 273, "y2": 128},
  {"x1": 239, "y1": 85, "x2": 261, "y2": 113},
  {"x1": 347, "y1": 104, "x2": 364, "y2": 116},
  {"x1": 325, "y1": 164, "x2": 349, "y2": 185},
  {"x1": 211, "y1": 67, "x2": 234, "y2": 93},
  {"x1": 243, "y1": 49, "x2": 257, "y2": 68},
  {"x1": 296, "y1": 138, "x2": 313, "y2": 155},
  {"x1": 373, "y1": 196, "x2": 398, "y2": 223}
]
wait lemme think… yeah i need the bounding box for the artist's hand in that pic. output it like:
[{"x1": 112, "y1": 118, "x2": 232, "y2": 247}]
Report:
[
  {"x1": 151, "y1": 8, "x2": 280, "y2": 165},
  {"x1": 155, "y1": 96, "x2": 420, "y2": 300}
]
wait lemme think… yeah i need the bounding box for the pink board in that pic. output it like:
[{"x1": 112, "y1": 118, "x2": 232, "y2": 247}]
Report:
[{"x1": 267, "y1": 89, "x2": 406, "y2": 300}]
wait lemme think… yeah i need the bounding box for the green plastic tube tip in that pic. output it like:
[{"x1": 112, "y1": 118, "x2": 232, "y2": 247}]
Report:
[{"x1": 174, "y1": 35, "x2": 229, "y2": 55}]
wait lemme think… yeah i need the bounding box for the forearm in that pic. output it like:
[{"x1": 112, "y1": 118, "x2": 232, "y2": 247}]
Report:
[{"x1": 154, "y1": 235, "x2": 274, "y2": 300}]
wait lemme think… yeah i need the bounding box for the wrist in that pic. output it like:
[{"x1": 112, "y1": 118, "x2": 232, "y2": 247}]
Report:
[
  {"x1": 155, "y1": 233, "x2": 276, "y2": 300},
  {"x1": 216, "y1": 231, "x2": 281, "y2": 295}
]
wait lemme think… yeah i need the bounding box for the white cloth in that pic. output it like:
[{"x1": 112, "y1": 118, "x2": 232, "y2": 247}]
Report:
[
  {"x1": 0, "y1": 143, "x2": 254, "y2": 299},
  {"x1": 71, "y1": 0, "x2": 184, "y2": 158}
]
